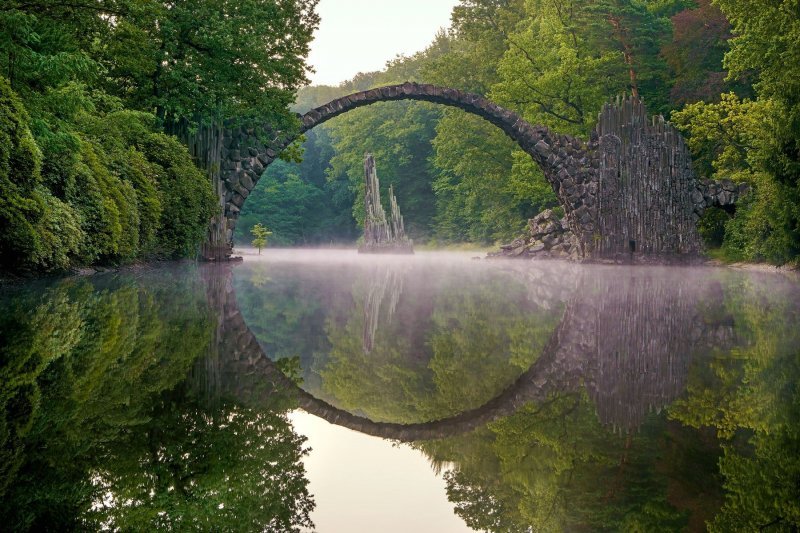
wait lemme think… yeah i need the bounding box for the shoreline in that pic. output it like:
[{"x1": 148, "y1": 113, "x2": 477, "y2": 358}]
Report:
[
  {"x1": 0, "y1": 258, "x2": 202, "y2": 287},
  {"x1": 1, "y1": 250, "x2": 797, "y2": 286}
]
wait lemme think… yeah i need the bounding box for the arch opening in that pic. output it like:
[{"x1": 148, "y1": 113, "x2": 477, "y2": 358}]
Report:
[{"x1": 218, "y1": 83, "x2": 588, "y2": 257}]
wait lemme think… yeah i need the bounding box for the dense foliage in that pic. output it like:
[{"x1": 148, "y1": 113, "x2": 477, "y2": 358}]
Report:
[
  {"x1": 237, "y1": 0, "x2": 799, "y2": 263},
  {"x1": 672, "y1": 0, "x2": 800, "y2": 263},
  {"x1": 0, "y1": 0, "x2": 318, "y2": 272},
  {"x1": 0, "y1": 268, "x2": 315, "y2": 531}
]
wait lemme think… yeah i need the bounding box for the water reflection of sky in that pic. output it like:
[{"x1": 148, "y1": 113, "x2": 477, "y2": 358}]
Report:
[{"x1": 289, "y1": 410, "x2": 469, "y2": 532}]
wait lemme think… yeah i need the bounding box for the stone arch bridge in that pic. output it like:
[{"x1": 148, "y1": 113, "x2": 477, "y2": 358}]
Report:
[{"x1": 197, "y1": 82, "x2": 745, "y2": 262}]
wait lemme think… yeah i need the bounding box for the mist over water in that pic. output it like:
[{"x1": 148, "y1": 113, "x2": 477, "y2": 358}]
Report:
[
  {"x1": 2, "y1": 250, "x2": 799, "y2": 531},
  {"x1": 232, "y1": 249, "x2": 796, "y2": 427}
]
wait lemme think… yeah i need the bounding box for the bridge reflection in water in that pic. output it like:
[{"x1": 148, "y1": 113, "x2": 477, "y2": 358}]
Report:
[{"x1": 190, "y1": 259, "x2": 738, "y2": 441}]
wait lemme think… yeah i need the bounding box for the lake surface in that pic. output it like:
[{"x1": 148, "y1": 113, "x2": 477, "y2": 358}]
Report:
[{"x1": 2, "y1": 249, "x2": 799, "y2": 531}]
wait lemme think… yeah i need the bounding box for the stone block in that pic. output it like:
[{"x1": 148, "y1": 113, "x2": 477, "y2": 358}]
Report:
[
  {"x1": 528, "y1": 242, "x2": 546, "y2": 253},
  {"x1": 240, "y1": 172, "x2": 255, "y2": 190},
  {"x1": 534, "y1": 140, "x2": 551, "y2": 157}
]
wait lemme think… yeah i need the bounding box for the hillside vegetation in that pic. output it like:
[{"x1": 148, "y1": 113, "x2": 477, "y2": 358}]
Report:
[{"x1": 239, "y1": 0, "x2": 799, "y2": 265}]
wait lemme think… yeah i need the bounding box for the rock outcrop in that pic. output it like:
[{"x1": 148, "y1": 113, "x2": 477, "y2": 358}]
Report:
[
  {"x1": 491, "y1": 209, "x2": 580, "y2": 260},
  {"x1": 694, "y1": 178, "x2": 749, "y2": 215},
  {"x1": 359, "y1": 154, "x2": 413, "y2": 254}
]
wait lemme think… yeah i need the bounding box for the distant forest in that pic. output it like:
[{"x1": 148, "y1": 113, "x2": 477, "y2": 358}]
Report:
[{"x1": 238, "y1": 0, "x2": 800, "y2": 264}]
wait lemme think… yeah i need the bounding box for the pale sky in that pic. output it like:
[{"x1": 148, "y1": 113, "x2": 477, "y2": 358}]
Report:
[{"x1": 307, "y1": 0, "x2": 460, "y2": 87}]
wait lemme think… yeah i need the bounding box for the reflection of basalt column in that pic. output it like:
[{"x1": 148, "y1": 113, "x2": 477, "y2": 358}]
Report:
[
  {"x1": 362, "y1": 266, "x2": 406, "y2": 354},
  {"x1": 556, "y1": 268, "x2": 731, "y2": 432},
  {"x1": 590, "y1": 274, "x2": 694, "y2": 431}
]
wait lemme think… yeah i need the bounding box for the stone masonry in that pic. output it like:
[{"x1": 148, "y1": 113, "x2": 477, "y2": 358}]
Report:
[{"x1": 210, "y1": 83, "x2": 746, "y2": 262}]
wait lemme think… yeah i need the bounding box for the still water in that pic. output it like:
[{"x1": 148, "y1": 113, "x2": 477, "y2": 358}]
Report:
[{"x1": 1, "y1": 249, "x2": 799, "y2": 532}]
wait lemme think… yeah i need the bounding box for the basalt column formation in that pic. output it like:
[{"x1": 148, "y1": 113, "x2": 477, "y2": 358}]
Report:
[{"x1": 359, "y1": 154, "x2": 413, "y2": 254}]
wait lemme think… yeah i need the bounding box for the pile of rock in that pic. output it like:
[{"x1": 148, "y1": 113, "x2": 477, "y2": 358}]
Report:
[
  {"x1": 491, "y1": 209, "x2": 580, "y2": 260},
  {"x1": 692, "y1": 178, "x2": 750, "y2": 216}
]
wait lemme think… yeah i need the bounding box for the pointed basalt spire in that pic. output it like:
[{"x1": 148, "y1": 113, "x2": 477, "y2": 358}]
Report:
[{"x1": 359, "y1": 154, "x2": 413, "y2": 254}]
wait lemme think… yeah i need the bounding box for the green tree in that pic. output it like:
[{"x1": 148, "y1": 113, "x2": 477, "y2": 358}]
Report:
[
  {"x1": 660, "y1": 0, "x2": 739, "y2": 106},
  {"x1": 669, "y1": 0, "x2": 800, "y2": 263},
  {"x1": 672, "y1": 95, "x2": 796, "y2": 262},
  {"x1": 251, "y1": 223, "x2": 272, "y2": 254},
  {"x1": 236, "y1": 155, "x2": 356, "y2": 246},
  {"x1": 99, "y1": 0, "x2": 319, "y2": 129},
  {"x1": 0, "y1": 0, "x2": 319, "y2": 272}
]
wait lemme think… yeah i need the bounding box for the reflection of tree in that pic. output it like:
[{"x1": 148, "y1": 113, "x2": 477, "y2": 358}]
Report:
[
  {"x1": 427, "y1": 394, "x2": 690, "y2": 532},
  {"x1": 232, "y1": 262, "x2": 344, "y2": 395},
  {"x1": 416, "y1": 268, "x2": 795, "y2": 532},
  {"x1": 0, "y1": 271, "x2": 213, "y2": 529},
  {"x1": 91, "y1": 395, "x2": 313, "y2": 532},
  {"x1": 668, "y1": 273, "x2": 800, "y2": 531},
  {"x1": 0, "y1": 267, "x2": 314, "y2": 531},
  {"x1": 0, "y1": 286, "x2": 83, "y2": 498},
  {"x1": 425, "y1": 279, "x2": 561, "y2": 416},
  {"x1": 322, "y1": 267, "x2": 563, "y2": 423}
]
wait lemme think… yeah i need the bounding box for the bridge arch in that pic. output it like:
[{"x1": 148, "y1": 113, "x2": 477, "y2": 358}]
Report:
[
  {"x1": 216, "y1": 82, "x2": 591, "y2": 256},
  {"x1": 211, "y1": 84, "x2": 741, "y2": 262}
]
